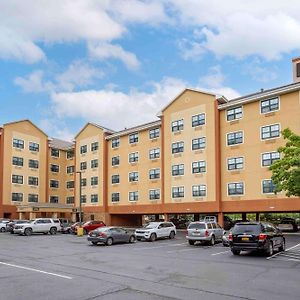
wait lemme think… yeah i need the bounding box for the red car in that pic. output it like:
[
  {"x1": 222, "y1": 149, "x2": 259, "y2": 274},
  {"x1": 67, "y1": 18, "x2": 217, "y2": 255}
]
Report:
[{"x1": 74, "y1": 221, "x2": 106, "y2": 234}]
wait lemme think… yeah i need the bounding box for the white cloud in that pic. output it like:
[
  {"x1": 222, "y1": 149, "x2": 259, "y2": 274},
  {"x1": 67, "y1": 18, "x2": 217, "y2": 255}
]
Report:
[
  {"x1": 88, "y1": 42, "x2": 140, "y2": 70},
  {"x1": 39, "y1": 119, "x2": 74, "y2": 141}
]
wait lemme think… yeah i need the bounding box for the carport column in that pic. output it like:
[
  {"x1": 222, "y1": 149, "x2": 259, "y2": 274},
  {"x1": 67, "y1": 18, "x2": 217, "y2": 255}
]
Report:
[
  {"x1": 52, "y1": 212, "x2": 58, "y2": 219},
  {"x1": 256, "y1": 213, "x2": 260, "y2": 221},
  {"x1": 19, "y1": 212, "x2": 24, "y2": 220},
  {"x1": 29, "y1": 212, "x2": 36, "y2": 220},
  {"x1": 242, "y1": 213, "x2": 247, "y2": 221},
  {"x1": 218, "y1": 212, "x2": 224, "y2": 227},
  {"x1": 164, "y1": 214, "x2": 169, "y2": 221}
]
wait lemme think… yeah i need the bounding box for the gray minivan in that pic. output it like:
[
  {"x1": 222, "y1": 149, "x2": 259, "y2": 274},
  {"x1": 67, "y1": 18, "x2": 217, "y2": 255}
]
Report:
[{"x1": 186, "y1": 222, "x2": 223, "y2": 245}]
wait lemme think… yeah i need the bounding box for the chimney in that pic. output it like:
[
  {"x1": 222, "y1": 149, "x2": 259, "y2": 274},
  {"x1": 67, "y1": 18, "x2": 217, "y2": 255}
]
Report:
[{"x1": 292, "y1": 56, "x2": 300, "y2": 83}]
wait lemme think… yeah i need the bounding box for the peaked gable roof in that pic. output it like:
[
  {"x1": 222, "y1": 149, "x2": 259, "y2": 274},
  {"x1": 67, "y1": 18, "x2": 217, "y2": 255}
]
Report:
[
  {"x1": 75, "y1": 122, "x2": 115, "y2": 139},
  {"x1": 3, "y1": 119, "x2": 48, "y2": 137}
]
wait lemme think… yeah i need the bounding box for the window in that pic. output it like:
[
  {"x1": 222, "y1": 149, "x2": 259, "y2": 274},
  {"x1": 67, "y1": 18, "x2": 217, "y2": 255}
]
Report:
[
  {"x1": 91, "y1": 176, "x2": 98, "y2": 186},
  {"x1": 80, "y1": 145, "x2": 87, "y2": 154},
  {"x1": 112, "y1": 138, "x2": 120, "y2": 148},
  {"x1": 261, "y1": 98, "x2": 279, "y2": 113},
  {"x1": 66, "y1": 181, "x2": 74, "y2": 189},
  {"x1": 172, "y1": 119, "x2": 184, "y2": 132},
  {"x1": 129, "y1": 152, "x2": 139, "y2": 163},
  {"x1": 12, "y1": 175, "x2": 23, "y2": 184},
  {"x1": 28, "y1": 194, "x2": 38, "y2": 203},
  {"x1": 172, "y1": 141, "x2": 184, "y2": 154},
  {"x1": 261, "y1": 124, "x2": 280, "y2": 140},
  {"x1": 111, "y1": 193, "x2": 120, "y2": 202},
  {"x1": 29, "y1": 159, "x2": 39, "y2": 169},
  {"x1": 28, "y1": 176, "x2": 38, "y2": 186},
  {"x1": 12, "y1": 193, "x2": 23, "y2": 202},
  {"x1": 192, "y1": 161, "x2": 206, "y2": 173},
  {"x1": 262, "y1": 180, "x2": 276, "y2": 194},
  {"x1": 50, "y1": 180, "x2": 59, "y2": 188},
  {"x1": 67, "y1": 149, "x2": 74, "y2": 159},
  {"x1": 149, "y1": 127, "x2": 160, "y2": 139},
  {"x1": 227, "y1": 106, "x2": 242, "y2": 121},
  {"x1": 192, "y1": 114, "x2": 205, "y2": 127},
  {"x1": 81, "y1": 178, "x2": 87, "y2": 187},
  {"x1": 129, "y1": 191, "x2": 138, "y2": 201},
  {"x1": 129, "y1": 133, "x2": 139, "y2": 144},
  {"x1": 91, "y1": 194, "x2": 98, "y2": 203},
  {"x1": 172, "y1": 186, "x2": 184, "y2": 198},
  {"x1": 129, "y1": 172, "x2": 139, "y2": 182},
  {"x1": 80, "y1": 161, "x2": 87, "y2": 170},
  {"x1": 12, "y1": 157, "x2": 23, "y2": 167},
  {"x1": 66, "y1": 196, "x2": 74, "y2": 204},
  {"x1": 29, "y1": 142, "x2": 39, "y2": 152},
  {"x1": 50, "y1": 196, "x2": 59, "y2": 203},
  {"x1": 172, "y1": 164, "x2": 184, "y2": 176},
  {"x1": 192, "y1": 185, "x2": 206, "y2": 197},
  {"x1": 80, "y1": 195, "x2": 86, "y2": 203},
  {"x1": 112, "y1": 174, "x2": 120, "y2": 184},
  {"x1": 227, "y1": 131, "x2": 243, "y2": 145},
  {"x1": 51, "y1": 148, "x2": 59, "y2": 157},
  {"x1": 91, "y1": 159, "x2": 98, "y2": 168},
  {"x1": 50, "y1": 164, "x2": 59, "y2": 173},
  {"x1": 227, "y1": 157, "x2": 244, "y2": 170},
  {"x1": 66, "y1": 165, "x2": 75, "y2": 174},
  {"x1": 91, "y1": 142, "x2": 99, "y2": 151},
  {"x1": 262, "y1": 152, "x2": 280, "y2": 167},
  {"x1": 192, "y1": 137, "x2": 206, "y2": 150},
  {"x1": 13, "y1": 138, "x2": 24, "y2": 149},
  {"x1": 112, "y1": 156, "x2": 120, "y2": 166},
  {"x1": 149, "y1": 148, "x2": 160, "y2": 159},
  {"x1": 149, "y1": 168, "x2": 160, "y2": 179},
  {"x1": 149, "y1": 189, "x2": 160, "y2": 200},
  {"x1": 228, "y1": 182, "x2": 244, "y2": 196}
]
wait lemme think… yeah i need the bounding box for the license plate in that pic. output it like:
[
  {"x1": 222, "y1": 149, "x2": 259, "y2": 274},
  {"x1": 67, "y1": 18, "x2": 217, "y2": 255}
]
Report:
[
  {"x1": 241, "y1": 237, "x2": 249, "y2": 241},
  {"x1": 193, "y1": 232, "x2": 200, "y2": 235}
]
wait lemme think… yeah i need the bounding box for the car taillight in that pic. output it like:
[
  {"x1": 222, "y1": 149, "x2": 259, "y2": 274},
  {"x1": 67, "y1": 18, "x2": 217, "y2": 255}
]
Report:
[
  {"x1": 228, "y1": 234, "x2": 233, "y2": 241},
  {"x1": 259, "y1": 234, "x2": 267, "y2": 241},
  {"x1": 98, "y1": 232, "x2": 106, "y2": 237},
  {"x1": 205, "y1": 230, "x2": 209, "y2": 237}
]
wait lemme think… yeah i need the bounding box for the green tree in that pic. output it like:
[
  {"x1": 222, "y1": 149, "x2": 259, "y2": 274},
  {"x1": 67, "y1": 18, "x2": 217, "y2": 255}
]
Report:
[{"x1": 270, "y1": 128, "x2": 300, "y2": 197}]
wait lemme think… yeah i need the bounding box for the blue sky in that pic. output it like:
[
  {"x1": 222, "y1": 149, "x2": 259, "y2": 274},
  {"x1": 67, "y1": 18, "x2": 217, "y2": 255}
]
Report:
[{"x1": 1, "y1": 0, "x2": 300, "y2": 140}]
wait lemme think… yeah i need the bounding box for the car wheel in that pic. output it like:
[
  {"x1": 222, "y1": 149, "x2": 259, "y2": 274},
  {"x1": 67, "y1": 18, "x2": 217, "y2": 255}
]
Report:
[
  {"x1": 106, "y1": 237, "x2": 113, "y2": 246},
  {"x1": 43, "y1": 232, "x2": 48, "y2": 235},
  {"x1": 91, "y1": 241, "x2": 98, "y2": 245},
  {"x1": 232, "y1": 250, "x2": 240, "y2": 255},
  {"x1": 49, "y1": 227, "x2": 57, "y2": 235},
  {"x1": 266, "y1": 241, "x2": 274, "y2": 256},
  {"x1": 0, "y1": 227, "x2": 5, "y2": 233},
  {"x1": 169, "y1": 231, "x2": 175, "y2": 239},
  {"x1": 149, "y1": 233, "x2": 156, "y2": 242},
  {"x1": 188, "y1": 240, "x2": 195, "y2": 245},
  {"x1": 24, "y1": 228, "x2": 32, "y2": 236},
  {"x1": 210, "y1": 235, "x2": 215, "y2": 246},
  {"x1": 279, "y1": 240, "x2": 286, "y2": 252},
  {"x1": 129, "y1": 235, "x2": 135, "y2": 243},
  {"x1": 10, "y1": 230, "x2": 14, "y2": 234},
  {"x1": 136, "y1": 238, "x2": 141, "y2": 241}
]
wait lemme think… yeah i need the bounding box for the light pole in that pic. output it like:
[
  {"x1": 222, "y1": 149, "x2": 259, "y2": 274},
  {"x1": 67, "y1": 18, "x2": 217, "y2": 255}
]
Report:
[{"x1": 76, "y1": 171, "x2": 83, "y2": 234}]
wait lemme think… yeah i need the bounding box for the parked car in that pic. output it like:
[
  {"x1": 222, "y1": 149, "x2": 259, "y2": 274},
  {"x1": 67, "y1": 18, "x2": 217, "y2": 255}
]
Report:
[
  {"x1": 135, "y1": 222, "x2": 176, "y2": 242},
  {"x1": 222, "y1": 231, "x2": 231, "y2": 247},
  {"x1": 229, "y1": 222, "x2": 285, "y2": 256},
  {"x1": 14, "y1": 218, "x2": 61, "y2": 236},
  {"x1": 88, "y1": 227, "x2": 136, "y2": 246},
  {"x1": 186, "y1": 221, "x2": 223, "y2": 245},
  {"x1": 59, "y1": 219, "x2": 73, "y2": 233},
  {"x1": 6, "y1": 220, "x2": 30, "y2": 234},
  {"x1": 277, "y1": 217, "x2": 298, "y2": 232},
  {"x1": 70, "y1": 222, "x2": 80, "y2": 234},
  {"x1": 0, "y1": 222, "x2": 7, "y2": 232},
  {"x1": 73, "y1": 220, "x2": 106, "y2": 234}
]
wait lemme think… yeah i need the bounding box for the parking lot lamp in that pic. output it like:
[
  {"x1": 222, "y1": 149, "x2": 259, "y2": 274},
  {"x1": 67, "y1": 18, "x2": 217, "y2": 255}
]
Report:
[{"x1": 76, "y1": 171, "x2": 83, "y2": 236}]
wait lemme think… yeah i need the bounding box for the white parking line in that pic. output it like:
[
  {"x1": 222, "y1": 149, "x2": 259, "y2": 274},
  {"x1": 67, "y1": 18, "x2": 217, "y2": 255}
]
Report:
[
  {"x1": 211, "y1": 250, "x2": 230, "y2": 256},
  {"x1": 267, "y1": 242, "x2": 300, "y2": 260},
  {"x1": 0, "y1": 262, "x2": 72, "y2": 280},
  {"x1": 166, "y1": 248, "x2": 200, "y2": 254},
  {"x1": 134, "y1": 242, "x2": 186, "y2": 251}
]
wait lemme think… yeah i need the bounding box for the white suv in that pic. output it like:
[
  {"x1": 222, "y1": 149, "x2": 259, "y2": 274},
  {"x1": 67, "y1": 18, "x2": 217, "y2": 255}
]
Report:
[
  {"x1": 14, "y1": 218, "x2": 61, "y2": 236},
  {"x1": 135, "y1": 222, "x2": 176, "y2": 242}
]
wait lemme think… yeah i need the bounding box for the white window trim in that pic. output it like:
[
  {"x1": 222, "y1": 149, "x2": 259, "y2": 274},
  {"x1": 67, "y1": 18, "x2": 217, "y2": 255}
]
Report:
[
  {"x1": 28, "y1": 140, "x2": 40, "y2": 152},
  {"x1": 128, "y1": 171, "x2": 139, "y2": 183},
  {"x1": 191, "y1": 136, "x2": 206, "y2": 151},
  {"x1": 128, "y1": 191, "x2": 138, "y2": 202},
  {"x1": 171, "y1": 186, "x2": 185, "y2": 199},
  {"x1": 227, "y1": 182, "x2": 245, "y2": 197},
  {"x1": 11, "y1": 192, "x2": 23, "y2": 202},
  {"x1": 259, "y1": 96, "x2": 280, "y2": 115},
  {"x1": 226, "y1": 130, "x2": 244, "y2": 147},
  {"x1": 260, "y1": 151, "x2": 280, "y2": 168},
  {"x1": 226, "y1": 156, "x2": 245, "y2": 171},
  {"x1": 12, "y1": 138, "x2": 25, "y2": 150},
  {"x1": 261, "y1": 179, "x2": 276, "y2": 195},
  {"x1": 11, "y1": 174, "x2": 24, "y2": 185},
  {"x1": 49, "y1": 179, "x2": 60, "y2": 189},
  {"x1": 171, "y1": 119, "x2": 184, "y2": 132},
  {"x1": 191, "y1": 184, "x2": 207, "y2": 198},
  {"x1": 191, "y1": 112, "x2": 206, "y2": 127},
  {"x1": 149, "y1": 189, "x2": 161, "y2": 200},
  {"x1": 260, "y1": 123, "x2": 281, "y2": 141},
  {"x1": 128, "y1": 151, "x2": 139, "y2": 164},
  {"x1": 191, "y1": 160, "x2": 207, "y2": 174},
  {"x1": 225, "y1": 105, "x2": 243, "y2": 122}
]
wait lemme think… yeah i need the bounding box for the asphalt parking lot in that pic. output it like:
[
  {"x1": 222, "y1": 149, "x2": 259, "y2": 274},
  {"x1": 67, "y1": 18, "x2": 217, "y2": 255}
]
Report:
[{"x1": 1, "y1": 231, "x2": 300, "y2": 300}]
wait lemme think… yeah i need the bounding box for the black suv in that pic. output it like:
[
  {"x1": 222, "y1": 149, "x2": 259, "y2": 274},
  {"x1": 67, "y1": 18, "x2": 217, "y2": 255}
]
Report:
[{"x1": 229, "y1": 222, "x2": 285, "y2": 256}]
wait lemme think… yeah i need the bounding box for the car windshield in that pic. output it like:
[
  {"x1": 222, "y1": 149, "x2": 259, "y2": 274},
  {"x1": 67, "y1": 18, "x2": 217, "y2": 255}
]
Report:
[
  {"x1": 94, "y1": 227, "x2": 108, "y2": 232},
  {"x1": 143, "y1": 223, "x2": 158, "y2": 229},
  {"x1": 232, "y1": 224, "x2": 261, "y2": 235},
  {"x1": 188, "y1": 223, "x2": 206, "y2": 229}
]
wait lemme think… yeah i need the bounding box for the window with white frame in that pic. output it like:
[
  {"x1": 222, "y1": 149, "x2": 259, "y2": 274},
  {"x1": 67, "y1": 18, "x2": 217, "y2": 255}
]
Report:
[
  {"x1": 28, "y1": 194, "x2": 38, "y2": 203},
  {"x1": 227, "y1": 131, "x2": 243, "y2": 145},
  {"x1": 80, "y1": 195, "x2": 86, "y2": 203},
  {"x1": 12, "y1": 175, "x2": 23, "y2": 184},
  {"x1": 261, "y1": 97, "x2": 279, "y2": 114},
  {"x1": 91, "y1": 194, "x2": 98, "y2": 203},
  {"x1": 13, "y1": 138, "x2": 24, "y2": 149},
  {"x1": 172, "y1": 141, "x2": 184, "y2": 154},
  {"x1": 129, "y1": 152, "x2": 139, "y2": 163},
  {"x1": 81, "y1": 178, "x2": 87, "y2": 187},
  {"x1": 129, "y1": 172, "x2": 139, "y2": 182},
  {"x1": 192, "y1": 185, "x2": 206, "y2": 197},
  {"x1": 227, "y1": 157, "x2": 244, "y2": 170},
  {"x1": 192, "y1": 137, "x2": 206, "y2": 150},
  {"x1": 50, "y1": 180, "x2": 59, "y2": 188},
  {"x1": 171, "y1": 119, "x2": 184, "y2": 132},
  {"x1": 29, "y1": 159, "x2": 39, "y2": 169},
  {"x1": 149, "y1": 168, "x2": 160, "y2": 179},
  {"x1": 192, "y1": 161, "x2": 206, "y2": 174},
  {"x1": 129, "y1": 133, "x2": 139, "y2": 144},
  {"x1": 172, "y1": 186, "x2": 184, "y2": 198},
  {"x1": 261, "y1": 152, "x2": 280, "y2": 167},
  {"x1": 129, "y1": 191, "x2": 138, "y2": 201},
  {"x1": 192, "y1": 113, "x2": 205, "y2": 127},
  {"x1": 29, "y1": 142, "x2": 39, "y2": 152},
  {"x1": 66, "y1": 165, "x2": 75, "y2": 174},
  {"x1": 51, "y1": 148, "x2": 59, "y2": 157},
  {"x1": 149, "y1": 148, "x2": 160, "y2": 159},
  {"x1": 111, "y1": 192, "x2": 120, "y2": 202},
  {"x1": 172, "y1": 164, "x2": 184, "y2": 176},
  {"x1": 112, "y1": 156, "x2": 120, "y2": 166},
  {"x1": 50, "y1": 196, "x2": 59, "y2": 203},
  {"x1": 112, "y1": 138, "x2": 120, "y2": 148},
  {"x1": 149, "y1": 127, "x2": 160, "y2": 139},
  {"x1": 91, "y1": 176, "x2": 98, "y2": 186},
  {"x1": 66, "y1": 196, "x2": 74, "y2": 204},
  {"x1": 12, "y1": 156, "x2": 23, "y2": 166},
  {"x1": 112, "y1": 174, "x2": 120, "y2": 184},
  {"x1": 66, "y1": 181, "x2": 74, "y2": 189},
  {"x1": 227, "y1": 106, "x2": 242, "y2": 121},
  {"x1": 149, "y1": 189, "x2": 160, "y2": 200},
  {"x1": 228, "y1": 182, "x2": 244, "y2": 195},
  {"x1": 262, "y1": 180, "x2": 276, "y2": 194},
  {"x1": 12, "y1": 193, "x2": 23, "y2": 202},
  {"x1": 91, "y1": 142, "x2": 99, "y2": 151},
  {"x1": 261, "y1": 124, "x2": 280, "y2": 140},
  {"x1": 91, "y1": 159, "x2": 98, "y2": 168},
  {"x1": 67, "y1": 149, "x2": 74, "y2": 159},
  {"x1": 51, "y1": 164, "x2": 59, "y2": 173},
  {"x1": 80, "y1": 145, "x2": 87, "y2": 154},
  {"x1": 80, "y1": 161, "x2": 87, "y2": 170},
  {"x1": 28, "y1": 176, "x2": 38, "y2": 186}
]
